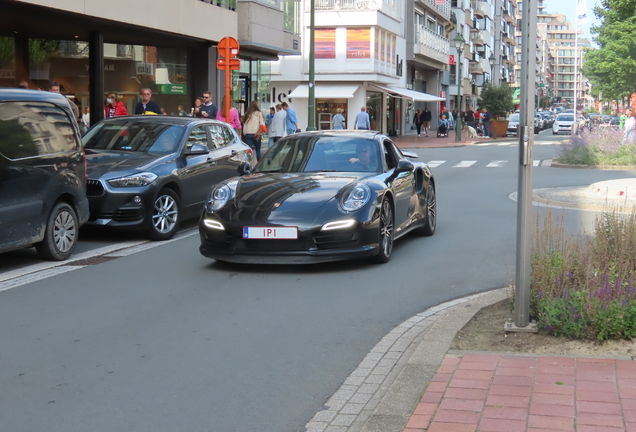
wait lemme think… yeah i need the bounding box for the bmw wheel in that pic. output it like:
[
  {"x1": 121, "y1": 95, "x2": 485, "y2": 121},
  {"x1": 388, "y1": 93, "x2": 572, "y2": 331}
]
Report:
[
  {"x1": 36, "y1": 202, "x2": 78, "y2": 261},
  {"x1": 374, "y1": 198, "x2": 394, "y2": 263},
  {"x1": 148, "y1": 188, "x2": 181, "y2": 241},
  {"x1": 417, "y1": 183, "x2": 436, "y2": 236}
]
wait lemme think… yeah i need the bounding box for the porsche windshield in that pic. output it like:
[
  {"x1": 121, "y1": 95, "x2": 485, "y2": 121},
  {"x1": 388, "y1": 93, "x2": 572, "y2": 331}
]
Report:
[
  {"x1": 255, "y1": 136, "x2": 382, "y2": 173},
  {"x1": 83, "y1": 121, "x2": 186, "y2": 154}
]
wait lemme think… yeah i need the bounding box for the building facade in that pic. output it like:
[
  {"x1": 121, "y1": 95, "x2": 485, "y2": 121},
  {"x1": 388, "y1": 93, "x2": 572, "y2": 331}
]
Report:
[{"x1": 0, "y1": 0, "x2": 300, "y2": 124}]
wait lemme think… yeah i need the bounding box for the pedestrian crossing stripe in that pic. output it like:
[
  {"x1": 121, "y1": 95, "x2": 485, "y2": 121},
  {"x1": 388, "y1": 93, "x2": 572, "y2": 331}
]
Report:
[
  {"x1": 426, "y1": 160, "x2": 551, "y2": 168},
  {"x1": 474, "y1": 141, "x2": 560, "y2": 146},
  {"x1": 486, "y1": 160, "x2": 507, "y2": 167},
  {"x1": 453, "y1": 160, "x2": 477, "y2": 168}
]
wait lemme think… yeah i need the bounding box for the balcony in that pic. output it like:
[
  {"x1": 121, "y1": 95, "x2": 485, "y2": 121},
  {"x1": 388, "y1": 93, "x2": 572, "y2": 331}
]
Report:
[
  {"x1": 416, "y1": 0, "x2": 451, "y2": 22},
  {"x1": 503, "y1": 8, "x2": 515, "y2": 23},
  {"x1": 502, "y1": 32, "x2": 513, "y2": 43},
  {"x1": 414, "y1": 25, "x2": 451, "y2": 64},
  {"x1": 470, "y1": 51, "x2": 480, "y2": 63},
  {"x1": 471, "y1": 30, "x2": 485, "y2": 46},
  {"x1": 470, "y1": 62, "x2": 484, "y2": 74},
  {"x1": 472, "y1": 0, "x2": 485, "y2": 17},
  {"x1": 312, "y1": 0, "x2": 382, "y2": 11}
]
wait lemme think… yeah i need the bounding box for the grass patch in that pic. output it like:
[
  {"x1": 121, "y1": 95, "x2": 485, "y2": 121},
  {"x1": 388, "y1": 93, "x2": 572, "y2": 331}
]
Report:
[{"x1": 530, "y1": 209, "x2": 636, "y2": 340}]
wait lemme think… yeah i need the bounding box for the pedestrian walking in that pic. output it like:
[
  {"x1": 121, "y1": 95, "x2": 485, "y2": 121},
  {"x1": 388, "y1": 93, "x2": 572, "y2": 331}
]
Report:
[
  {"x1": 354, "y1": 106, "x2": 371, "y2": 130},
  {"x1": 241, "y1": 101, "x2": 266, "y2": 160},
  {"x1": 451, "y1": 109, "x2": 458, "y2": 129},
  {"x1": 177, "y1": 105, "x2": 188, "y2": 116},
  {"x1": 331, "y1": 108, "x2": 346, "y2": 130},
  {"x1": 282, "y1": 102, "x2": 299, "y2": 134},
  {"x1": 49, "y1": 80, "x2": 80, "y2": 120},
  {"x1": 216, "y1": 95, "x2": 242, "y2": 134},
  {"x1": 82, "y1": 107, "x2": 90, "y2": 131},
  {"x1": 270, "y1": 104, "x2": 287, "y2": 144},
  {"x1": 200, "y1": 91, "x2": 218, "y2": 119},
  {"x1": 414, "y1": 108, "x2": 423, "y2": 136},
  {"x1": 104, "y1": 92, "x2": 128, "y2": 118},
  {"x1": 134, "y1": 88, "x2": 162, "y2": 115},
  {"x1": 422, "y1": 106, "x2": 432, "y2": 136},
  {"x1": 265, "y1": 107, "x2": 276, "y2": 149},
  {"x1": 622, "y1": 107, "x2": 635, "y2": 144}
]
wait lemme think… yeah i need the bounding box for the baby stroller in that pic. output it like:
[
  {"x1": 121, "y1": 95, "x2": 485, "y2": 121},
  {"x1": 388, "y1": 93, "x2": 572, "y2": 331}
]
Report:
[{"x1": 437, "y1": 122, "x2": 449, "y2": 137}]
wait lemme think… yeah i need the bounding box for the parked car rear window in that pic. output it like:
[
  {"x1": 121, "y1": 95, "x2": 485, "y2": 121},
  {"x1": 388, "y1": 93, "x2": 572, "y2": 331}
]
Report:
[
  {"x1": 0, "y1": 101, "x2": 77, "y2": 160},
  {"x1": 507, "y1": 114, "x2": 520, "y2": 121},
  {"x1": 83, "y1": 121, "x2": 185, "y2": 154}
]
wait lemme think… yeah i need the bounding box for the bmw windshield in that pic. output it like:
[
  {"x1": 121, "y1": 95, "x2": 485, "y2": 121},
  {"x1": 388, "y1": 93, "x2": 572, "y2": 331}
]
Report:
[
  {"x1": 83, "y1": 120, "x2": 186, "y2": 154},
  {"x1": 256, "y1": 135, "x2": 383, "y2": 174}
]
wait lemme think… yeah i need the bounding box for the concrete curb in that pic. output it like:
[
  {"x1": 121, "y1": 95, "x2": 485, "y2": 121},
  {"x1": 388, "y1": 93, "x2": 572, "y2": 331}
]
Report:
[
  {"x1": 551, "y1": 161, "x2": 636, "y2": 170},
  {"x1": 304, "y1": 287, "x2": 511, "y2": 432}
]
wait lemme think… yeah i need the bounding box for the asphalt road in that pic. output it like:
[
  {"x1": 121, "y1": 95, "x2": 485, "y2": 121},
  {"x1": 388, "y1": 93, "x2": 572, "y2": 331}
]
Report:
[{"x1": 1, "y1": 131, "x2": 634, "y2": 432}]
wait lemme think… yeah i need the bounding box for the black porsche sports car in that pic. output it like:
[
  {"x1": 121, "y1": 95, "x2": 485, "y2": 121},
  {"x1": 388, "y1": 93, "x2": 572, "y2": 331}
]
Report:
[{"x1": 198, "y1": 131, "x2": 436, "y2": 264}]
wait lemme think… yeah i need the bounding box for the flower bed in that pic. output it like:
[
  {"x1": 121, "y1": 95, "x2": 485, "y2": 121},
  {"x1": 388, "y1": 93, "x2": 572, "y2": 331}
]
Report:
[{"x1": 555, "y1": 128, "x2": 636, "y2": 166}]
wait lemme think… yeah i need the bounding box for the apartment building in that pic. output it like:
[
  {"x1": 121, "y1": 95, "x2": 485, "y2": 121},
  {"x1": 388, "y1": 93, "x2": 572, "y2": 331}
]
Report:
[
  {"x1": 512, "y1": 0, "x2": 542, "y2": 96},
  {"x1": 0, "y1": 0, "x2": 300, "y2": 123},
  {"x1": 271, "y1": 0, "x2": 448, "y2": 136}
]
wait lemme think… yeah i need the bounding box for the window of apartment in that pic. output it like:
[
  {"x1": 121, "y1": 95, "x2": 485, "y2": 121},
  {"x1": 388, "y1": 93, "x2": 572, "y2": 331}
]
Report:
[
  {"x1": 427, "y1": 18, "x2": 436, "y2": 31},
  {"x1": 484, "y1": 17, "x2": 491, "y2": 31},
  {"x1": 438, "y1": 24, "x2": 444, "y2": 35}
]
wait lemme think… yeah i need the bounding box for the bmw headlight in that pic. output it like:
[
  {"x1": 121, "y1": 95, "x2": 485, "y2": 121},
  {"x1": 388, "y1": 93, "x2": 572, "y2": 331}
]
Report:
[
  {"x1": 207, "y1": 184, "x2": 232, "y2": 212},
  {"x1": 341, "y1": 184, "x2": 371, "y2": 212},
  {"x1": 107, "y1": 172, "x2": 157, "y2": 187}
]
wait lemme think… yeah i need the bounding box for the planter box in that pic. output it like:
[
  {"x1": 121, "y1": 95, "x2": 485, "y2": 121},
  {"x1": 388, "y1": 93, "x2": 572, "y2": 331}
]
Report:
[{"x1": 489, "y1": 120, "x2": 509, "y2": 138}]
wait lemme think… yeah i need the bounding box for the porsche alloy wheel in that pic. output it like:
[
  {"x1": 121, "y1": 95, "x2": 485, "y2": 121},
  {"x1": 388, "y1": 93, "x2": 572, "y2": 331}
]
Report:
[
  {"x1": 148, "y1": 188, "x2": 181, "y2": 241},
  {"x1": 375, "y1": 198, "x2": 394, "y2": 263},
  {"x1": 420, "y1": 183, "x2": 436, "y2": 236}
]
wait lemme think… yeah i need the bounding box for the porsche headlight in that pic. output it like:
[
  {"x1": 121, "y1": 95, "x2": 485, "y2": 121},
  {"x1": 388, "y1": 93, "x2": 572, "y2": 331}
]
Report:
[
  {"x1": 341, "y1": 184, "x2": 371, "y2": 212},
  {"x1": 107, "y1": 172, "x2": 157, "y2": 187},
  {"x1": 206, "y1": 184, "x2": 233, "y2": 212}
]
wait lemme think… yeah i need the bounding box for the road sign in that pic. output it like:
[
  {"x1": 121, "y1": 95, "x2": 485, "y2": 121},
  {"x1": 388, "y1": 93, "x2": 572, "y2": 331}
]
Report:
[
  {"x1": 217, "y1": 58, "x2": 240, "y2": 70},
  {"x1": 218, "y1": 37, "x2": 239, "y2": 58}
]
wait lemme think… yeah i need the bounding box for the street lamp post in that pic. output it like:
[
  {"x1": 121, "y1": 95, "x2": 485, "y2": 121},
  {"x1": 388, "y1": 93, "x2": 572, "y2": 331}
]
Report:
[
  {"x1": 453, "y1": 33, "x2": 466, "y2": 142},
  {"x1": 488, "y1": 53, "x2": 496, "y2": 85},
  {"x1": 306, "y1": 0, "x2": 317, "y2": 131}
]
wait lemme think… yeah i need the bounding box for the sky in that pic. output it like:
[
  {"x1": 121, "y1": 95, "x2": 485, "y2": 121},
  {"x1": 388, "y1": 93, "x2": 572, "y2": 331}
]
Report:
[{"x1": 545, "y1": 0, "x2": 603, "y2": 41}]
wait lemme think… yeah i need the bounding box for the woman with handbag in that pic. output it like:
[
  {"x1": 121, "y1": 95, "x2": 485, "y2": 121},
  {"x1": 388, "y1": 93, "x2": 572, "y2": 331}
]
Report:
[{"x1": 241, "y1": 101, "x2": 266, "y2": 160}]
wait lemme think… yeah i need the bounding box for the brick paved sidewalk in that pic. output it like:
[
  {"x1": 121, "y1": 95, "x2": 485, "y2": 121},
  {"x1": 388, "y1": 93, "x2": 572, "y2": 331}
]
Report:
[
  {"x1": 404, "y1": 353, "x2": 636, "y2": 432},
  {"x1": 392, "y1": 131, "x2": 502, "y2": 149}
]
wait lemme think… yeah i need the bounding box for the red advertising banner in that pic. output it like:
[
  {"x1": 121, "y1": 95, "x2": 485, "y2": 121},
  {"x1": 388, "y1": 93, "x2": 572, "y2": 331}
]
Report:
[
  {"x1": 449, "y1": 54, "x2": 455, "y2": 65},
  {"x1": 346, "y1": 28, "x2": 370, "y2": 59},
  {"x1": 436, "y1": 0, "x2": 445, "y2": 5}
]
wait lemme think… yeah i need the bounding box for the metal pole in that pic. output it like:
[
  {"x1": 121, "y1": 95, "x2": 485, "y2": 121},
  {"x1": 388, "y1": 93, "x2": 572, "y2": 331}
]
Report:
[
  {"x1": 573, "y1": 12, "x2": 579, "y2": 135},
  {"x1": 512, "y1": 0, "x2": 538, "y2": 331},
  {"x1": 306, "y1": 0, "x2": 317, "y2": 131},
  {"x1": 455, "y1": 48, "x2": 462, "y2": 141}
]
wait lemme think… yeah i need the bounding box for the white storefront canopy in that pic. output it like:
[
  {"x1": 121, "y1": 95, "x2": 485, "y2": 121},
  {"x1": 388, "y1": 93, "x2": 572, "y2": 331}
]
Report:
[
  {"x1": 369, "y1": 84, "x2": 445, "y2": 102},
  {"x1": 288, "y1": 83, "x2": 360, "y2": 99}
]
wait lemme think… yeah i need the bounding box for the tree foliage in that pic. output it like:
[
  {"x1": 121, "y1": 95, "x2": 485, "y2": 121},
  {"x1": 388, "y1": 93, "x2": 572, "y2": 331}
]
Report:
[
  {"x1": 478, "y1": 83, "x2": 516, "y2": 117},
  {"x1": 582, "y1": 0, "x2": 636, "y2": 100}
]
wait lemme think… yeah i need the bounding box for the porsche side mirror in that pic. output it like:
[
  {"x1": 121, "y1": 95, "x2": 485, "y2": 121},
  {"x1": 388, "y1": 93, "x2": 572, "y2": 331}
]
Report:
[
  {"x1": 186, "y1": 143, "x2": 210, "y2": 155},
  {"x1": 402, "y1": 150, "x2": 418, "y2": 159},
  {"x1": 395, "y1": 159, "x2": 415, "y2": 174},
  {"x1": 238, "y1": 162, "x2": 253, "y2": 176}
]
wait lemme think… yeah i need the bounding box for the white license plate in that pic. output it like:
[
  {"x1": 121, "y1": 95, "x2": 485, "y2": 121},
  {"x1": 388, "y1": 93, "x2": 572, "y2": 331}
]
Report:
[{"x1": 243, "y1": 226, "x2": 298, "y2": 239}]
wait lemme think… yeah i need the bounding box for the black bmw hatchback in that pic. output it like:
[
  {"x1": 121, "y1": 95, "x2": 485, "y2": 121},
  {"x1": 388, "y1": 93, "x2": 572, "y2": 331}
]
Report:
[{"x1": 83, "y1": 117, "x2": 254, "y2": 240}]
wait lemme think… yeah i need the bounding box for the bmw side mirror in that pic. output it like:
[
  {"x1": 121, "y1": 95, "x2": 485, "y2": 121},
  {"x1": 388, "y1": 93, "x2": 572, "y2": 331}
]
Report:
[
  {"x1": 238, "y1": 162, "x2": 253, "y2": 176},
  {"x1": 187, "y1": 143, "x2": 210, "y2": 155}
]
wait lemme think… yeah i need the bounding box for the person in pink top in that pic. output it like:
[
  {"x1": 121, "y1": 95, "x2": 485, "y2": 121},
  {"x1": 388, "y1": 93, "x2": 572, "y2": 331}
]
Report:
[{"x1": 216, "y1": 96, "x2": 242, "y2": 133}]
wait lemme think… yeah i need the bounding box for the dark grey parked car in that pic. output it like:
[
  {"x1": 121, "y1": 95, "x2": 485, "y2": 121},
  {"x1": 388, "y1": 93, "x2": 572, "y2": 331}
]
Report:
[
  {"x1": 0, "y1": 89, "x2": 90, "y2": 260},
  {"x1": 83, "y1": 116, "x2": 254, "y2": 240}
]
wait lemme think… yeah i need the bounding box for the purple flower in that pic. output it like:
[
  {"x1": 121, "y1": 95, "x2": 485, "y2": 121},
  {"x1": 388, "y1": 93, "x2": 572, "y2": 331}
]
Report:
[
  {"x1": 562, "y1": 289, "x2": 568, "y2": 299},
  {"x1": 539, "y1": 291, "x2": 543, "y2": 300},
  {"x1": 623, "y1": 299, "x2": 628, "y2": 307},
  {"x1": 568, "y1": 271, "x2": 574, "y2": 279},
  {"x1": 545, "y1": 325, "x2": 554, "y2": 331}
]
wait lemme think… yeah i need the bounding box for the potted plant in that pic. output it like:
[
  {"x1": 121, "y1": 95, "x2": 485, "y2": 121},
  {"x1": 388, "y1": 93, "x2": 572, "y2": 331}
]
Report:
[{"x1": 478, "y1": 83, "x2": 516, "y2": 138}]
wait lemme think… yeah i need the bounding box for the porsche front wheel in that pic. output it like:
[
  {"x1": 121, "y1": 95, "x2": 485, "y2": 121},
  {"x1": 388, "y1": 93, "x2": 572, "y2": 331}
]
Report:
[
  {"x1": 374, "y1": 198, "x2": 394, "y2": 263},
  {"x1": 416, "y1": 183, "x2": 436, "y2": 236}
]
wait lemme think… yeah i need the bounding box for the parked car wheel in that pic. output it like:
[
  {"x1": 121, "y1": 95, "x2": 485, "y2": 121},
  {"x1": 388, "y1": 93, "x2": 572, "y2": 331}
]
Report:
[
  {"x1": 147, "y1": 188, "x2": 181, "y2": 241},
  {"x1": 36, "y1": 202, "x2": 79, "y2": 261},
  {"x1": 374, "y1": 198, "x2": 394, "y2": 263},
  {"x1": 416, "y1": 183, "x2": 436, "y2": 236}
]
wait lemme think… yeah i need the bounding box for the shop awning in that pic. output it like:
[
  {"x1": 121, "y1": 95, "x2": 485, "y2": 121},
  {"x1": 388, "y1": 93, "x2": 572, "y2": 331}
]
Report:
[
  {"x1": 369, "y1": 84, "x2": 445, "y2": 102},
  {"x1": 289, "y1": 83, "x2": 360, "y2": 99}
]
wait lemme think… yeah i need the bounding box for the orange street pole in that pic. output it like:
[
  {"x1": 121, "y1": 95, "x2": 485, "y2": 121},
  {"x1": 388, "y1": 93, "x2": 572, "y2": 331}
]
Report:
[{"x1": 224, "y1": 43, "x2": 231, "y2": 121}]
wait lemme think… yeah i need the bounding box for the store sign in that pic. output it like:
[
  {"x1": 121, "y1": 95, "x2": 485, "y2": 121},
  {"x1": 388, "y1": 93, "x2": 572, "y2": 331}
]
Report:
[
  {"x1": 136, "y1": 63, "x2": 154, "y2": 75},
  {"x1": 449, "y1": 55, "x2": 455, "y2": 65},
  {"x1": 0, "y1": 69, "x2": 15, "y2": 79},
  {"x1": 159, "y1": 84, "x2": 187, "y2": 95}
]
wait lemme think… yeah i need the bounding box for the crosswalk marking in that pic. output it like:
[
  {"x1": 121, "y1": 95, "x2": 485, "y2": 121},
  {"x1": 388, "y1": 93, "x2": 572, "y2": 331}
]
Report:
[
  {"x1": 474, "y1": 141, "x2": 559, "y2": 147},
  {"x1": 427, "y1": 161, "x2": 446, "y2": 168},
  {"x1": 426, "y1": 159, "x2": 550, "y2": 168},
  {"x1": 486, "y1": 160, "x2": 508, "y2": 167},
  {"x1": 453, "y1": 160, "x2": 477, "y2": 168}
]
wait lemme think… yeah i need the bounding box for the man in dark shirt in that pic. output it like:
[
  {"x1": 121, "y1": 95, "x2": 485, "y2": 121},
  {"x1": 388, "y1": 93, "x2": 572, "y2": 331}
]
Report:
[
  {"x1": 481, "y1": 108, "x2": 492, "y2": 138},
  {"x1": 199, "y1": 91, "x2": 218, "y2": 119},
  {"x1": 134, "y1": 88, "x2": 162, "y2": 115},
  {"x1": 422, "y1": 106, "x2": 432, "y2": 136},
  {"x1": 464, "y1": 109, "x2": 475, "y2": 126}
]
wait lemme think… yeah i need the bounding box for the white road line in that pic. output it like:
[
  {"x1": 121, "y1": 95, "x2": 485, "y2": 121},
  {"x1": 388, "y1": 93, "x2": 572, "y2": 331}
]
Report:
[
  {"x1": 486, "y1": 160, "x2": 508, "y2": 168},
  {"x1": 426, "y1": 161, "x2": 446, "y2": 168},
  {"x1": 533, "y1": 160, "x2": 540, "y2": 166},
  {"x1": 0, "y1": 266, "x2": 87, "y2": 293},
  {"x1": 105, "y1": 230, "x2": 198, "y2": 257},
  {"x1": 0, "y1": 240, "x2": 147, "y2": 283},
  {"x1": 453, "y1": 160, "x2": 477, "y2": 168}
]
